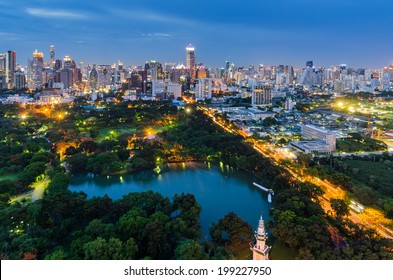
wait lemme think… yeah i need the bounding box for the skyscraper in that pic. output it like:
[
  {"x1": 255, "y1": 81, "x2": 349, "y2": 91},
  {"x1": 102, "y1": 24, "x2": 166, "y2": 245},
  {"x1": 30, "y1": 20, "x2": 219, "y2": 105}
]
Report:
[
  {"x1": 5, "y1": 50, "x2": 16, "y2": 89},
  {"x1": 252, "y1": 84, "x2": 272, "y2": 106},
  {"x1": 195, "y1": 78, "x2": 212, "y2": 100},
  {"x1": 30, "y1": 50, "x2": 44, "y2": 90},
  {"x1": 89, "y1": 65, "x2": 98, "y2": 90},
  {"x1": 0, "y1": 53, "x2": 6, "y2": 89},
  {"x1": 50, "y1": 45, "x2": 55, "y2": 69},
  {"x1": 186, "y1": 44, "x2": 196, "y2": 82}
]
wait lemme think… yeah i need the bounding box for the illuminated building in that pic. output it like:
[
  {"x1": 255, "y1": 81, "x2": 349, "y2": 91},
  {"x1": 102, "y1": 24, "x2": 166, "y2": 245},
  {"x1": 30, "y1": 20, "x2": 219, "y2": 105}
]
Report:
[
  {"x1": 186, "y1": 44, "x2": 196, "y2": 82},
  {"x1": 252, "y1": 84, "x2": 272, "y2": 106},
  {"x1": 14, "y1": 69, "x2": 26, "y2": 90},
  {"x1": 301, "y1": 124, "x2": 336, "y2": 152},
  {"x1": 299, "y1": 61, "x2": 318, "y2": 86},
  {"x1": 50, "y1": 45, "x2": 55, "y2": 69},
  {"x1": 30, "y1": 50, "x2": 44, "y2": 90},
  {"x1": 60, "y1": 68, "x2": 74, "y2": 89},
  {"x1": 89, "y1": 65, "x2": 98, "y2": 90},
  {"x1": 195, "y1": 78, "x2": 212, "y2": 100},
  {"x1": 54, "y1": 59, "x2": 62, "y2": 71},
  {"x1": 0, "y1": 53, "x2": 5, "y2": 89},
  {"x1": 97, "y1": 65, "x2": 112, "y2": 88},
  {"x1": 196, "y1": 65, "x2": 207, "y2": 79},
  {"x1": 0, "y1": 51, "x2": 17, "y2": 89},
  {"x1": 250, "y1": 215, "x2": 270, "y2": 260}
]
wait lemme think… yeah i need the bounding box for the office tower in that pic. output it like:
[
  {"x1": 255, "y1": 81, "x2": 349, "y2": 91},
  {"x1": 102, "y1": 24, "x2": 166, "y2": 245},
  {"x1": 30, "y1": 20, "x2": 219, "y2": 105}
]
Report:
[
  {"x1": 31, "y1": 50, "x2": 44, "y2": 90},
  {"x1": 0, "y1": 53, "x2": 5, "y2": 89},
  {"x1": 145, "y1": 60, "x2": 163, "y2": 81},
  {"x1": 14, "y1": 69, "x2": 26, "y2": 90},
  {"x1": 63, "y1": 56, "x2": 75, "y2": 69},
  {"x1": 252, "y1": 84, "x2": 272, "y2": 106},
  {"x1": 50, "y1": 45, "x2": 55, "y2": 69},
  {"x1": 127, "y1": 70, "x2": 147, "y2": 94},
  {"x1": 89, "y1": 65, "x2": 98, "y2": 90},
  {"x1": 186, "y1": 44, "x2": 196, "y2": 82},
  {"x1": 5, "y1": 50, "x2": 16, "y2": 89},
  {"x1": 167, "y1": 82, "x2": 182, "y2": 99},
  {"x1": 300, "y1": 61, "x2": 318, "y2": 86},
  {"x1": 195, "y1": 78, "x2": 212, "y2": 100},
  {"x1": 60, "y1": 68, "x2": 74, "y2": 89},
  {"x1": 42, "y1": 68, "x2": 55, "y2": 88},
  {"x1": 54, "y1": 59, "x2": 62, "y2": 71},
  {"x1": 97, "y1": 65, "x2": 112, "y2": 88}
]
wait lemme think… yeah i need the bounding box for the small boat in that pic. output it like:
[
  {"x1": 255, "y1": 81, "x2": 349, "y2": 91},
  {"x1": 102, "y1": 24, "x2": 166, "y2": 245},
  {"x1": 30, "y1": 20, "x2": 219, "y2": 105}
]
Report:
[{"x1": 268, "y1": 193, "x2": 272, "y2": 203}]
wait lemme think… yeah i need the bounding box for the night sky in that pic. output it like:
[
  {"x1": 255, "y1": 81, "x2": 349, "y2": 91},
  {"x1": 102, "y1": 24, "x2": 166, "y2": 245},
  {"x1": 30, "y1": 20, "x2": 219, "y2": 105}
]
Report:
[{"x1": 1, "y1": 0, "x2": 392, "y2": 68}]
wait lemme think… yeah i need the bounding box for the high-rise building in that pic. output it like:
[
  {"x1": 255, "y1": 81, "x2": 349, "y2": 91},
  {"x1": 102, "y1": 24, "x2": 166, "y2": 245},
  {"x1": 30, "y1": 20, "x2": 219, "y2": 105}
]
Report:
[
  {"x1": 0, "y1": 53, "x2": 5, "y2": 89},
  {"x1": 89, "y1": 65, "x2": 98, "y2": 90},
  {"x1": 186, "y1": 44, "x2": 196, "y2": 82},
  {"x1": 252, "y1": 84, "x2": 272, "y2": 106},
  {"x1": 5, "y1": 50, "x2": 16, "y2": 89},
  {"x1": 50, "y1": 45, "x2": 55, "y2": 69},
  {"x1": 250, "y1": 215, "x2": 270, "y2": 260},
  {"x1": 54, "y1": 59, "x2": 62, "y2": 71},
  {"x1": 30, "y1": 50, "x2": 44, "y2": 90},
  {"x1": 60, "y1": 68, "x2": 74, "y2": 89},
  {"x1": 195, "y1": 78, "x2": 212, "y2": 100},
  {"x1": 300, "y1": 61, "x2": 318, "y2": 86},
  {"x1": 14, "y1": 69, "x2": 26, "y2": 90}
]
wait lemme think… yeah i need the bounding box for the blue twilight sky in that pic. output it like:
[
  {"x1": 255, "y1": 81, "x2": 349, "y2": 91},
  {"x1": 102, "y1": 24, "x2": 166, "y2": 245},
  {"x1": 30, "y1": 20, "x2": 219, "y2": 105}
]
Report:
[{"x1": 0, "y1": 0, "x2": 392, "y2": 68}]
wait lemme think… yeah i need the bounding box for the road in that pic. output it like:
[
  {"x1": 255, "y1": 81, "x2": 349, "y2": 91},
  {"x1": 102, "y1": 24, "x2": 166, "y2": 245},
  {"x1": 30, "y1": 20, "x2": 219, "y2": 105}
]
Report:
[{"x1": 200, "y1": 107, "x2": 393, "y2": 239}]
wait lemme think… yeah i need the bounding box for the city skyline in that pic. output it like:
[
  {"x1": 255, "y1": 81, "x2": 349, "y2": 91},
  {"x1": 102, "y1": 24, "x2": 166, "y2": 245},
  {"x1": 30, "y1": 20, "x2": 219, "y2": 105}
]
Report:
[{"x1": 1, "y1": 0, "x2": 392, "y2": 68}]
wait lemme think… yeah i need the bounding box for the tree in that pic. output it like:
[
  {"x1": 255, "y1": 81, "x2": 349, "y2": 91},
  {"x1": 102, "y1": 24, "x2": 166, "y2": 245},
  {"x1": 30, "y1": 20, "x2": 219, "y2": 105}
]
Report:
[
  {"x1": 212, "y1": 212, "x2": 253, "y2": 247},
  {"x1": 330, "y1": 199, "x2": 349, "y2": 217},
  {"x1": 174, "y1": 240, "x2": 208, "y2": 260},
  {"x1": 45, "y1": 248, "x2": 67, "y2": 260},
  {"x1": 262, "y1": 117, "x2": 279, "y2": 127},
  {"x1": 66, "y1": 153, "x2": 88, "y2": 173},
  {"x1": 20, "y1": 162, "x2": 46, "y2": 185},
  {"x1": 79, "y1": 140, "x2": 99, "y2": 154}
]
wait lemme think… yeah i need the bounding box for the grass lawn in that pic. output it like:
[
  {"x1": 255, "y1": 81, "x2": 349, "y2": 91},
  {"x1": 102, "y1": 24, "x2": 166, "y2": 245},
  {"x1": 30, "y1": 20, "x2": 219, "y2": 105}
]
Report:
[
  {"x1": 337, "y1": 138, "x2": 387, "y2": 153},
  {"x1": 0, "y1": 174, "x2": 19, "y2": 181},
  {"x1": 96, "y1": 127, "x2": 137, "y2": 142}
]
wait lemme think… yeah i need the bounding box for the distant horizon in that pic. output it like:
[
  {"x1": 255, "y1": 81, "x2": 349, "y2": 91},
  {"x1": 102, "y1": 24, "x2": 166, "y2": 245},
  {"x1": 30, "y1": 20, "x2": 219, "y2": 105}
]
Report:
[{"x1": 1, "y1": 0, "x2": 393, "y2": 69}]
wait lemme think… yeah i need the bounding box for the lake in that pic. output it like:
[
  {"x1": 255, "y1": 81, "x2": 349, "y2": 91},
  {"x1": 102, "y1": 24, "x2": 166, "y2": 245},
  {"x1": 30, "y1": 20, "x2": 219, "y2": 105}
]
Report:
[{"x1": 69, "y1": 162, "x2": 295, "y2": 259}]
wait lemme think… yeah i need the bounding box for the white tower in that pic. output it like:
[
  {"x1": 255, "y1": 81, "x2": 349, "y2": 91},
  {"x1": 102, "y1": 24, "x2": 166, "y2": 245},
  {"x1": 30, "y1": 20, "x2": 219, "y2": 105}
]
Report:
[{"x1": 250, "y1": 215, "x2": 270, "y2": 260}]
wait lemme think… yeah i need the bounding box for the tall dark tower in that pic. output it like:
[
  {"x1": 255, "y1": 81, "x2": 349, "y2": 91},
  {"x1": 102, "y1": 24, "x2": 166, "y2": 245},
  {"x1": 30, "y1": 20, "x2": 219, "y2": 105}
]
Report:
[
  {"x1": 50, "y1": 45, "x2": 55, "y2": 69},
  {"x1": 186, "y1": 44, "x2": 196, "y2": 83},
  {"x1": 6, "y1": 50, "x2": 16, "y2": 89}
]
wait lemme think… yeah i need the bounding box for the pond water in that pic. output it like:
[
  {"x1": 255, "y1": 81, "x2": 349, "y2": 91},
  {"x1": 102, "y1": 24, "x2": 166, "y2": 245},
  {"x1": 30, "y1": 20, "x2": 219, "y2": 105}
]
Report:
[{"x1": 69, "y1": 162, "x2": 293, "y2": 259}]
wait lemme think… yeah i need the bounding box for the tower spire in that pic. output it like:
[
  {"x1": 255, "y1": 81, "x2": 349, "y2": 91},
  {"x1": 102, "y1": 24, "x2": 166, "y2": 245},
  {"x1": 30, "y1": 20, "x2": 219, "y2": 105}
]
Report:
[{"x1": 250, "y1": 214, "x2": 270, "y2": 260}]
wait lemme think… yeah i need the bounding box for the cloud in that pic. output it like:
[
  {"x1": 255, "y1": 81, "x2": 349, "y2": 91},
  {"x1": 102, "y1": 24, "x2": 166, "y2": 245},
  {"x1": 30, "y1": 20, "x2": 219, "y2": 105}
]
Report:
[
  {"x1": 0, "y1": 32, "x2": 20, "y2": 40},
  {"x1": 111, "y1": 9, "x2": 197, "y2": 26},
  {"x1": 141, "y1": 32, "x2": 173, "y2": 39},
  {"x1": 26, "y1": 7, "x2": 88, "y2": 19}
]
